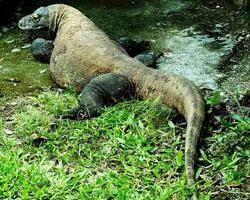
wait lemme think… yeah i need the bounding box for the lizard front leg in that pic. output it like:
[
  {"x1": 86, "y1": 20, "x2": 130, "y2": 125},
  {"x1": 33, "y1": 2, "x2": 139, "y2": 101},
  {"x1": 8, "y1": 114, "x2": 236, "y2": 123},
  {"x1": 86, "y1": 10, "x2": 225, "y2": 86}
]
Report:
[{"x1": 63, "y1": 73, "x2": 135, "y2": 120}]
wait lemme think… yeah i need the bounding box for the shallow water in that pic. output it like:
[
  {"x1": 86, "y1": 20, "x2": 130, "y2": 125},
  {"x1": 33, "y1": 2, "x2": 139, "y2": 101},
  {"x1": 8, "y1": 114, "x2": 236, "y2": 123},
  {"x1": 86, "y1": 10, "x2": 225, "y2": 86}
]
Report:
[
  {"x1": 159, "y1": 26, "x2": 234, "y2": 89},
  {"x1": 0, "y1": 0, "x2": 248, "y2": 97}
]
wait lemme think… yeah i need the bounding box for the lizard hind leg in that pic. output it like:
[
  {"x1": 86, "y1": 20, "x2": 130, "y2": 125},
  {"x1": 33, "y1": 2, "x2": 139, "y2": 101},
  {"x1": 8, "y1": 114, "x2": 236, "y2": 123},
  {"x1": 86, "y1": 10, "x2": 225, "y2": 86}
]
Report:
[{"x1": 63, "y1": 73, "x2": 135, "y2": 120}]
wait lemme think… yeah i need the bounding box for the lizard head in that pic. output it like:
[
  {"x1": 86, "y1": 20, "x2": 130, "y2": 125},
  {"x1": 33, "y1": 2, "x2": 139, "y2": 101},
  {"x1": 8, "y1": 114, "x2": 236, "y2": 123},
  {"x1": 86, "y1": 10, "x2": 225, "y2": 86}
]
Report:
[{"x1": 18, "y1": 6, "x2": 49, "y2": 30}]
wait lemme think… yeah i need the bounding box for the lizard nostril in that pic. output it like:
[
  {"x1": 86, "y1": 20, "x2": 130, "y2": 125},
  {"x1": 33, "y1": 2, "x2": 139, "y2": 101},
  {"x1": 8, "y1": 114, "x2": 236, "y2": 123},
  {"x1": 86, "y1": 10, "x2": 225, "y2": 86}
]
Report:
[{"x1": 18, "y1": 20, "x2": 22, "y2": 27}]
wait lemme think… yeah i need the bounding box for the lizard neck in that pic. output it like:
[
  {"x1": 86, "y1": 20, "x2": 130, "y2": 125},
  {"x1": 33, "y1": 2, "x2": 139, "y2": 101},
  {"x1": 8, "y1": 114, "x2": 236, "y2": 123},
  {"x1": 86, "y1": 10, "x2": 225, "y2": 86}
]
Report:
[{"x1": 48, "y1": 4, "x2": 67, "y2": 35}]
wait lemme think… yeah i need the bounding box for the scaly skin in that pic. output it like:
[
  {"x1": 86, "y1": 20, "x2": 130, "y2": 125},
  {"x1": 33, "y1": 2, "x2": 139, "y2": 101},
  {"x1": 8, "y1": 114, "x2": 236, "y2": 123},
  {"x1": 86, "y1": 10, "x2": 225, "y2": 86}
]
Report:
[{"x1": 18, "y1": 4, "x2": 205, "y2": 191}]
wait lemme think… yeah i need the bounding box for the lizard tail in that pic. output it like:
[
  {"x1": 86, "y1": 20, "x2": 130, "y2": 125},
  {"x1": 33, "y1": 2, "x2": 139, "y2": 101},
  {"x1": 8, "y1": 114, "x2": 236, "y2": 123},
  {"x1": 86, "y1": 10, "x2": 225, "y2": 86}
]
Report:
[{"x1": 123, "y1": 66, "x2": 205, "y2": 186}]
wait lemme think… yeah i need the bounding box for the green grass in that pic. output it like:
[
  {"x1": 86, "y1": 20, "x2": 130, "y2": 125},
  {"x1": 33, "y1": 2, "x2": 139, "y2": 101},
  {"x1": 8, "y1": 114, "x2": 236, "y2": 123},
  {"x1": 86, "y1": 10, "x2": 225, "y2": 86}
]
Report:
[{"x1": 0, "y1": 90, "x2": 249, "y2": 199}]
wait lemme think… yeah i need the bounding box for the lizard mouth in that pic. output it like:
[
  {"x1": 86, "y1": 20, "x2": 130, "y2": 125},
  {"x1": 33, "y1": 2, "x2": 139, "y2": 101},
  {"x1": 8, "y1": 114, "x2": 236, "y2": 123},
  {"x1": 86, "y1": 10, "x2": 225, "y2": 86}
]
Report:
[
  {"x1": 18, "y1": 19, "x2": 44, "y2": 30},
  {"x1": 18, "y1": 15, "x2": 44, "y2": 30}
]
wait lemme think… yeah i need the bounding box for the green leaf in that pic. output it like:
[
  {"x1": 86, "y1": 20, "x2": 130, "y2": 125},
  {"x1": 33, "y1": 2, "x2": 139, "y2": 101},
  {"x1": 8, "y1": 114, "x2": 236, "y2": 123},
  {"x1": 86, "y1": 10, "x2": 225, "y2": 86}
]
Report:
[
  {"x1": 200, "y1": 149, "x2": 209, "y2": 162},
  {"x1": 195, "y1": 168, "x2": 202, "y2": 181},
  {"x1": 176, "y1": 150, "x2": 184, "y2": 167},
  {"x1": 206, "y1": 91, "x2": 221, "y2": 106},
  {"x1": 117, "y1": 138, "x2": 125, "y2": 144},
  {"x1": 168, "y1": 120, "x2": 175, "y2": 129}
]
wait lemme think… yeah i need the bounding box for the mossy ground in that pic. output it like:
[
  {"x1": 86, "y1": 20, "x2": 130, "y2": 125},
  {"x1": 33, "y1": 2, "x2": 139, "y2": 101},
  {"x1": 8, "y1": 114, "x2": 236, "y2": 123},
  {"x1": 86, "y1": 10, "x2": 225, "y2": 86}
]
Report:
[{"x1": 0, "y1": 28, "x2": 55, "y2": 97}]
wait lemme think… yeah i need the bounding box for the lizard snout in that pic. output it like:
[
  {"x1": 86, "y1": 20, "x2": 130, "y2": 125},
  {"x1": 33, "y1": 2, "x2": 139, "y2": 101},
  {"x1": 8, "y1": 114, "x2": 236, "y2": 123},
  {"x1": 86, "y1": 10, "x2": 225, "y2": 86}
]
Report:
[
  {"x1": 18, "y1": 19, "x2": 24, "y2": 29},
  {"x1": 18, "y1": 17, "x2": 28, "y2": 30}
]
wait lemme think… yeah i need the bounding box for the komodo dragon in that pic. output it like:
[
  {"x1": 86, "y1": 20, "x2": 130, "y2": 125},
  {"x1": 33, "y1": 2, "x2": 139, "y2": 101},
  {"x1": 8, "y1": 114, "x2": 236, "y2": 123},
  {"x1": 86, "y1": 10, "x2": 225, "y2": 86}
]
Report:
[{"x1": 18, "y1": 4, "x2": 205, "y2": 194}]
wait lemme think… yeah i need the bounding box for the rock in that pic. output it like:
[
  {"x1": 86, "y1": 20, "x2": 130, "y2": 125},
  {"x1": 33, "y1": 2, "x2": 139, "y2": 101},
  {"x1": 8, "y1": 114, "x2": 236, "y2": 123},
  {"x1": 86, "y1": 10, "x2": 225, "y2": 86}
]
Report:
[
  {"x1": 21, "y1": 44, "x2": 31, "y2": 49},
  {"x1": 11, "y1": 48, "x2": 21, "y2": 53},
  {"x1": 5, "y1": 39, "x2": 15, "y2": 44},
  {"x1": 39, "y1": 69, "x2": 47, "y2": 74}
]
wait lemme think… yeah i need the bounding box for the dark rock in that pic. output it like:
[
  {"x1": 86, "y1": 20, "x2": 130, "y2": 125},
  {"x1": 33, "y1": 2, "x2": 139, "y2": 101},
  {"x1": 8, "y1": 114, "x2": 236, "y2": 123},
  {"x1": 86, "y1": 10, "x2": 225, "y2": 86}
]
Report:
[{"x1": 31, "y1": 38, "x2": 54, "y2": 63}]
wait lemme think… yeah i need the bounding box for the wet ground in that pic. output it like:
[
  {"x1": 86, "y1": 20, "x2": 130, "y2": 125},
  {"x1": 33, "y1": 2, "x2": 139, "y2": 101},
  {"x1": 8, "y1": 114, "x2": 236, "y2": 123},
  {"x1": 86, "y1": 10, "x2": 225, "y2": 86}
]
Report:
[
  {"x1": 0, "y1": 0, "x2": 249, "y2": 97},
  {"x1": 158, "y1": 26, "x2": 234, "y2": 89}
]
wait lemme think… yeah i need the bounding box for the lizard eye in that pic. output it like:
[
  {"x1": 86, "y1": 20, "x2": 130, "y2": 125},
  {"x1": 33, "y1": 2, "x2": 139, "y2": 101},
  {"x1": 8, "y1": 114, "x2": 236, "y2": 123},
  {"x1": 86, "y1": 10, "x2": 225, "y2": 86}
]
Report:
[{"x1": 32, "y1": 13, "x2": 40, "y2": 20}]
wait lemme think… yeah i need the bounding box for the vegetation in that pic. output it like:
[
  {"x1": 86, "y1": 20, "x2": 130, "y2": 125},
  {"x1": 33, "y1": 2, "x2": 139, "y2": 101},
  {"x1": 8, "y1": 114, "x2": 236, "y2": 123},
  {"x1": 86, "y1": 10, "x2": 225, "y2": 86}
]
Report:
[{"x1": 0, "y1": 89, "x2": 249, "y2": 199}]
